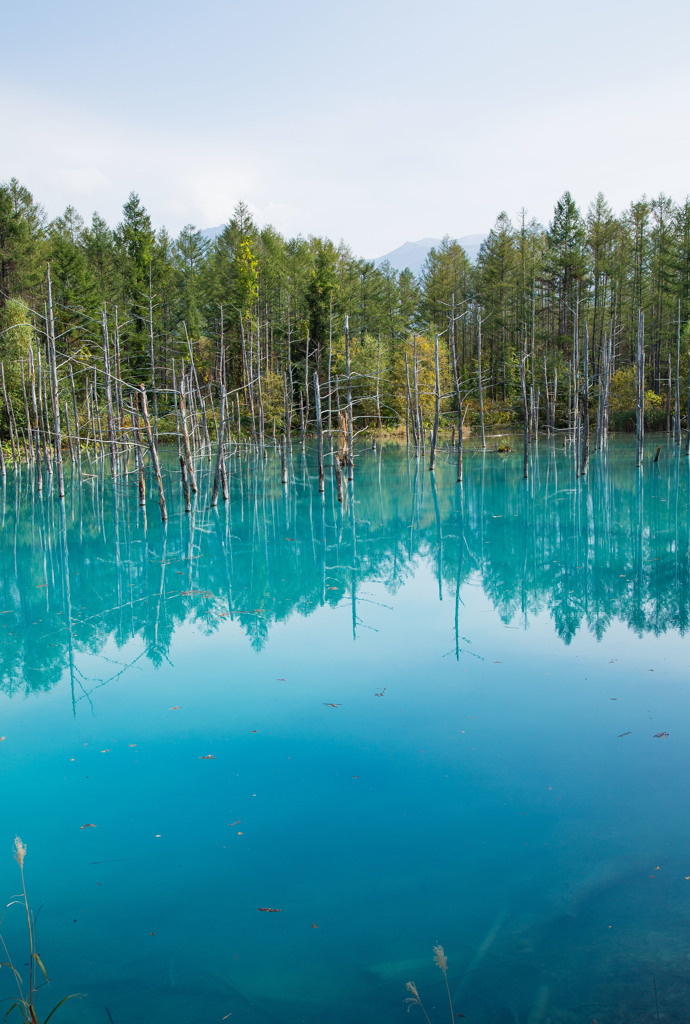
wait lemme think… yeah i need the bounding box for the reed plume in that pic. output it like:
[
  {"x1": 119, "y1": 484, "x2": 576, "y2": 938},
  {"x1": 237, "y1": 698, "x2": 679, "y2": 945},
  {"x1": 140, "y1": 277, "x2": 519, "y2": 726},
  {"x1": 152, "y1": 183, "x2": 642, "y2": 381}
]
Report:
[
  {"x1": 404, "y1": 981, "x2": 432, "y2": 1024},
  {"x1": 1, "y1": 837, "x2": 81, "y2": 1024},
  {"x1": 433, "y1": 944, "x2": 454, "y2": 1024}
]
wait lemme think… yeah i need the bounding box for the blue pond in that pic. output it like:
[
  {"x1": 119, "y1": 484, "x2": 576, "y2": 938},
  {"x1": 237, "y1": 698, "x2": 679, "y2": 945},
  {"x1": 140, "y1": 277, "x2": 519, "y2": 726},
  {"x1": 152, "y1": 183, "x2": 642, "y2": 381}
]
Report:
[{"x1": 1, "y1": 436, "x2": 689, "y2": 1024}]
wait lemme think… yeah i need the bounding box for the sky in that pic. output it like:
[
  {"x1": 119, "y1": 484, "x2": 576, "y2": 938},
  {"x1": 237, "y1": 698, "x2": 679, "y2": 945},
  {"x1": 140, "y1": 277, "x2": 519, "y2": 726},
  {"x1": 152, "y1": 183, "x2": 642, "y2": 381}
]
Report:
[{"x1": 3, "y1": 0, "x2": 690, "y2": 259}]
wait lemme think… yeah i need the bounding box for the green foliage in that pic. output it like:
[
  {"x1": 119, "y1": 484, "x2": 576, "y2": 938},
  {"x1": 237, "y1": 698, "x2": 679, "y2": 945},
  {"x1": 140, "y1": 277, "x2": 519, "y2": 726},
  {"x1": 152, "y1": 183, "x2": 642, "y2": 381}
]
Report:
[
  {"x1": 0, "y1": 299, "x2": 33, "y2": 428},
  {"x1": 0, "y1": 179, "x2": 46, "y2": 305},
  {"x1": 609, "y1": 366, "x2": 667, "y2": 431},
  {"x1": 4, "y1": 178, "x2": 690, "y2": 435}
]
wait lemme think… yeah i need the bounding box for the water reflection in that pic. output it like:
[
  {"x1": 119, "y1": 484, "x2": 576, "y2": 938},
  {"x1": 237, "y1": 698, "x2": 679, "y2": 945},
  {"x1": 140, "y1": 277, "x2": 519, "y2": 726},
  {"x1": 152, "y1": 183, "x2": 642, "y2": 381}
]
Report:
[{"x1": 1, "y1": 437, "x2": 688, "y2": 696}]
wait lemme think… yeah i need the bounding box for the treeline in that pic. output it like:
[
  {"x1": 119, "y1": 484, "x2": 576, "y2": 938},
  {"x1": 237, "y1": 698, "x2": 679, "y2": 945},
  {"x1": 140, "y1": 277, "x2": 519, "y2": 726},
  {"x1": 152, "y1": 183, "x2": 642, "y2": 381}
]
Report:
[{"x1": 1, "y1": 177, "x2": 690, "y2": 433}]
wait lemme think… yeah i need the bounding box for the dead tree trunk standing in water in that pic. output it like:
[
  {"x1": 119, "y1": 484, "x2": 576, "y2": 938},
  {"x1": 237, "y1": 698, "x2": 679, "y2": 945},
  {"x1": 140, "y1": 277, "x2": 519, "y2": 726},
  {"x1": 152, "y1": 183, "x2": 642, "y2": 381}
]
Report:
[
  {"x1": 450, "y1": 318, "x2": 463, "y2": 483},
  {"x1": 477, "y1": 306, "x2": 486, "y2": 451},
  {"x1": 686, "y1": 337, "x2": 690, "y2": 456},
  {"x1": 429, "y1": 333, "x2": 440, "y2": 472},
  {"x1": 210, "y1": 385, "x2": 227, "y2": 508},
  {"x1": 69, "y1": 364, "x2": 81, "y2": 465},
  {"x1": 674, "y1": 300, "x2": 682, "y2": 445},
  {"x1": 178, "y1": 375, "x2": 198, "y2": 493},
  {"x1": 375, "y1": 334, "x2": 383, "y2": 430},
  {"x1": 334, "y1": 447, "x2": 344, "y2": 503},
  {"x1": 101, "y1": 306, "x2": 118, "y2": 479},
  {"x1": 27, "y1": 348, "x2": 43, "y2": 489},
  {"x1": 572, "y1": 297, "x2": 580, "y2": 459},
  {"x1": 140, "y1": 386, "x2": 167, "y2": 522},
  {"x1": 404, "y1": 353, "x2": 418, "y2": 449},
  {"x1": 521, "y1": 336, "x2": 529, "y2": 480},
  {"x1": 580, "y1": 321, "x2": 590, "y2": 476},
  {"x1": 636, "y1": 309, "x2": 645, "y2": 469},
  {"x1": 299, "y1": 393, "x2": 306, "y2": 448},
  {"x1": 131, "y1": 395, "x2": 146, "y2": 508},
  {"x1": 280, "y1": 433, "x2": 288, "y2": 486},
  {"x1": 19, "y1": 362, "x2": 32, "y2": 466},
  {"x1": 412, "y1": 335, "x2": 424, "y2": 455},
  {"x1": 345, "y1": 315, "x2": 354, "y2": 482},
  {"x1": 1, "y1": 363, "x2": 18, "y2": 467},
  {"x1": 314, "y1": 372, "x2": 325, "y2": 494},
  {"x1": 63, "y1": 401, "x2": 74, "y2": 463},
  {"x1": 179, "y1": 452, "x2": 192, "y2": 514},
  {"x1": 148, "y1": 266, "x2": 158, "y2": 439}
]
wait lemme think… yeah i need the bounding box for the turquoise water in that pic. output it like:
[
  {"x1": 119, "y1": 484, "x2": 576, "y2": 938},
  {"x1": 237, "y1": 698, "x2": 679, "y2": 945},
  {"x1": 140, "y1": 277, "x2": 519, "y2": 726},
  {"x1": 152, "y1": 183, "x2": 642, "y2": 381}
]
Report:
[{"x1": 1, "y1": 437, "x2": 689, "y2": 1024}]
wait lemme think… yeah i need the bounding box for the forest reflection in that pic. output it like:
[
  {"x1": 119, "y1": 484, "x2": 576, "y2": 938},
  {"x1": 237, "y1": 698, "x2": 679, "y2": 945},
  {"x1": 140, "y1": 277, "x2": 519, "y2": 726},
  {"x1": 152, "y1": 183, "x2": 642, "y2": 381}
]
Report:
[{"x1": 1, "y1": 438, "x2": 688, "y2": 697}]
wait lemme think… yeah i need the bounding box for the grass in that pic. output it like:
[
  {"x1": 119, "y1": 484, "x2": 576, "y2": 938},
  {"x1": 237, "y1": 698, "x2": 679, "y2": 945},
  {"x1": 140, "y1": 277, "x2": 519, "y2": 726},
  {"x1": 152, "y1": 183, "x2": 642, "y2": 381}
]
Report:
[
  {"x1": 0, "y1": 837, "x2": 81, "y2": 1024},
  {"x1": 405, "y1": 944, "x2": 456, "y2": 1023}
]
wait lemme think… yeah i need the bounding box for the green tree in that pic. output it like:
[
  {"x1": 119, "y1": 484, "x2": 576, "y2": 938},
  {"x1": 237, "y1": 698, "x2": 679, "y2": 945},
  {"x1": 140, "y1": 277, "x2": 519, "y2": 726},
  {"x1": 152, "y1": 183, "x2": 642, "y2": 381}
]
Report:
[
  {"x1": 420, "y1": 236, "x2": 473, "y2": 331},
  {"x1": 174, "y1": 224, "x2": 208, "y2": 342},
  {"x1": 48, "y1": 207, "x2": 99, "y2": 351},
  {"x1": 115, "y1": 192, "x2": 155, "y2": 373},
  {"x1": 543, "y1": 191, "x2": 588, "y2": 345},
  {"x1": 0, "y1": 179, "x2": 46, "y2": 307},
  {"x1": 476, "y1": 212, "x2": 518, "y2": 399}
]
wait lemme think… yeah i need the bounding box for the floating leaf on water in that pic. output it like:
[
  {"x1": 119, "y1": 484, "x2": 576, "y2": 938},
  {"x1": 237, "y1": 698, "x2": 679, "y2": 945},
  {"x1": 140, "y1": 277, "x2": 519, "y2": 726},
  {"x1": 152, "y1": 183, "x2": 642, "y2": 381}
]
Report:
[
  {"x1": 199, "y1": 754, "x2": 216, "y2": 759},
  {"x1": 168, "y1": 706, "x2": 182, "y2": 710},
  {"x1": 618, "y1": 731, "x2": 632, "y2": 738},
  {"x1": 323, "y1": 703, "x2": 341, "y2": 708},
  {"x1": 257, "y1": 907, "x2": 281, "y2": 912},
  {"x1": 80, "y1": 824, "x2": 97, "y2": 829},
  {"x1": 653, "y1": 732, "x2": 669, "y2": 739}
]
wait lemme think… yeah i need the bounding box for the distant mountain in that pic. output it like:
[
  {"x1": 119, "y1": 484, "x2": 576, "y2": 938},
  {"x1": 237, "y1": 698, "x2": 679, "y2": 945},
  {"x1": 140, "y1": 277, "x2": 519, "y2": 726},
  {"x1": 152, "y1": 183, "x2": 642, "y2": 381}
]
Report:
[
  {"x1": 201, "y1": 224, "x2": 224, "y2": 242},
  {"x1": 373, "y1": 235, "x2": 486, "y2": 276}
]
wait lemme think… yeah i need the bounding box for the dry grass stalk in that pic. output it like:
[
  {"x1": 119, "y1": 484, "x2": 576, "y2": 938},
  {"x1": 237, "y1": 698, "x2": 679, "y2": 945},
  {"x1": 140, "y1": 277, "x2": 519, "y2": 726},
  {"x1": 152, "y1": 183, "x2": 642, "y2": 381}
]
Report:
[
  {"x1": 1, "y1": 837, "x2": 81, "y2": 1024},
  {"x1": 433, "y1": 944, "x2": 455, "y2": 1024},
  {"x1": 404, "y1": 981, "x2": 432, "y2": 1024},
  {"x1": 405, "y1": 945, "x2": 455, "y2": 1024}
]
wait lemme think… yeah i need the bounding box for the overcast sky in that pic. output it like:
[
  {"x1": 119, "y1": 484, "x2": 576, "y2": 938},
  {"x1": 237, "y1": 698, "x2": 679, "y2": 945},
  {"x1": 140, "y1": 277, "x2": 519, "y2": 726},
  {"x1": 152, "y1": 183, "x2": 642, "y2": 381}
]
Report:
[{"x1": 4, "y1": 0, "x2": 689, "y2": 258}]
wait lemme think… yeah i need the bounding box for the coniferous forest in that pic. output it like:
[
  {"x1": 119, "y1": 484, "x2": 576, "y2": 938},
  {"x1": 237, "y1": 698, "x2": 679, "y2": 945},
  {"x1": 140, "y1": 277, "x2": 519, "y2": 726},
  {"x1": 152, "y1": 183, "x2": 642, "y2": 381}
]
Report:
[{"x1": 1, "y1": 177, "x2": 690, "y2": 462}]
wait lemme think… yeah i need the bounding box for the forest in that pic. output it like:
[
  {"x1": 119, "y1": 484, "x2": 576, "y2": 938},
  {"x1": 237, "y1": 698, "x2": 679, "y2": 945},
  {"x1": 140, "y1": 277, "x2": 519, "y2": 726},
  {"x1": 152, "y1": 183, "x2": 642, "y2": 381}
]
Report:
[{"x1": 1, "y1": 177, "x2": 690, "y2": 450}]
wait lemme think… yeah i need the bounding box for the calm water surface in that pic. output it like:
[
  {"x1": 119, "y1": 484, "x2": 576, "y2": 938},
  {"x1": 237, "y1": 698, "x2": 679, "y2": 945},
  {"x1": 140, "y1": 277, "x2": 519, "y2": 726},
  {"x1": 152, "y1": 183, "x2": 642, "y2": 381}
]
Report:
[{"x1": 1, "y1": 437, "x2": 689, "y2": 1024}]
